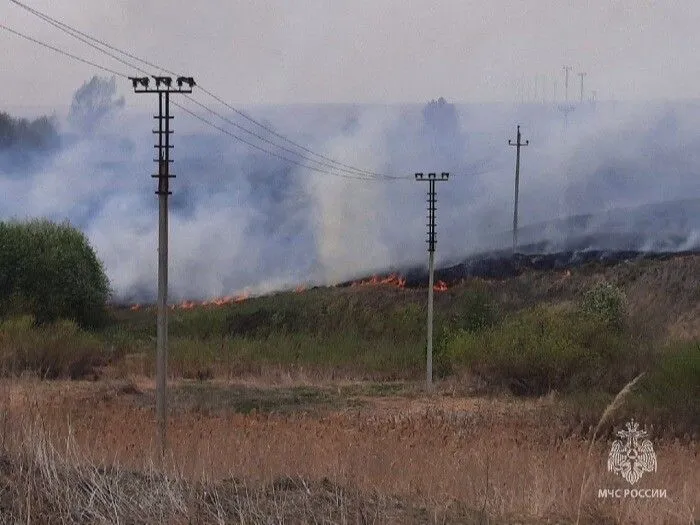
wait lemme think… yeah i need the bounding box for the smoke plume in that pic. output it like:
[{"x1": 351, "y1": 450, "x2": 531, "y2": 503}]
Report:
[{"x1": 2, "y1": 76, "x2": 700, "y2": 302}]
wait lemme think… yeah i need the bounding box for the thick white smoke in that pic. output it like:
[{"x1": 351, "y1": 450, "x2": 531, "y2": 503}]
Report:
[{"x1": 2, "y1": 76, "x2": 700, "y2": 302}]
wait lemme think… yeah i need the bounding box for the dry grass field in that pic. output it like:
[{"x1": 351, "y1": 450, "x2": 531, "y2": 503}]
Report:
[{"x1": 0, "y1": 376, "x2": 696, "y2": 524}]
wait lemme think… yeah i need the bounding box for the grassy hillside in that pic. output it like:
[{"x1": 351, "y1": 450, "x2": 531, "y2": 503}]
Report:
[{"x1": 0, "y1": 251, "x2": 697, "y2": 434}]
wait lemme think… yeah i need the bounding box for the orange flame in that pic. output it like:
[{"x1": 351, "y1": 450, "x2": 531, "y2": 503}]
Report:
[
  {"x1": 129, "y1": 290, "x2": 253, "y2": 312},
  {"x1": 350, "y1": 273, "x2": 406, "y2": 289},
  {"x1": 434, "y1": 280, "x2": 448, "y2": 292},
  {"x1": 160, "y1": 291, "x2": 252, "y2": 311}
]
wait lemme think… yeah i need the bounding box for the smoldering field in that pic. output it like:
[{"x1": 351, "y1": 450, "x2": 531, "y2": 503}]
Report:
[{"x1": 4, "y1": 78, "x2": 700, "y2": 302}]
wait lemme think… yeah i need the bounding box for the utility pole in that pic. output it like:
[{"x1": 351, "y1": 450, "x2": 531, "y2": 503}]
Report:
[
  {"x1": 130, "y1": 75, "x2": 195, "y2": 458},
  {"x1": 415, "y1": 172, "x2": 449, "y2": 389},
  {"x1": 563, "y1": 66, "x2": 572, "y2": 102},
  {"x1": 508, "y1": 125, "x2": 529, "y2": 253},
  {"x1": 560, "y1": 66, "x2": 575, "y2": 128},
  {"x1": 579, "y1": 72, "x2": 586, "y2": 103}
]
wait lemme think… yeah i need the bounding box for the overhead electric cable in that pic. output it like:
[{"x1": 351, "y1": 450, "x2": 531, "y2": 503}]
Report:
[
  {"x1": 0, "y1": 22, "x2": 129, "y2": 78},
  {"x1": 183, "y1": 95, "x2": 404, "y2": 180},
  {"x1": 172, "y1": 99, "x2": 384, "y2": 182},
  {"x1": 9, "y1": 0, "x2": 176, "y2": 75},
  {"x1": 0, "y1": 19, "x2": 394, "y2": 181},
  {"x1": 9, "y1": 0, "x2": 402, "y2": 180},
  {"x1": 197, "y1": 86, "x2": 396, "y2": 179}
]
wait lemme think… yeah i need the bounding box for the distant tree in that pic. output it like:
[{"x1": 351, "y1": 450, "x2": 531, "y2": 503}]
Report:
[
  {"x1": 68, "y1": 75, "x2": 125, "y2": 132},
  {"x1": 0, "y1": 111, "x2": 58, "y2": 151},
  {"x1": 422, "y1": 97, "x2": 460, "y2": 137},
  {"x1": 421, "y1": 97, "x2": 463, "y2": 166}
]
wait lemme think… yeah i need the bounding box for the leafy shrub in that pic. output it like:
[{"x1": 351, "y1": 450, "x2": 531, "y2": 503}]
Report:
[
  {"x1": 625, "y1": 342, "x2": 700, "y2": 437},
  {"x1": 434, "y1": 282, "x2": 499, "y2": 377},
  {"x1": 443, "y1": 305, "x2": 637, "y2": 396},
  {"x1": 0, "y1": 219, "x2": 110, "y2": 328},
  {"x1": 580, "y1": 281, "x2": 626, "y2": 329},
  {"x1": 447, "y1": 281, "x2": 499, "y2": 333},
  {"x1": 0, "y1": 315, "x2": 105, "y2": 379}
]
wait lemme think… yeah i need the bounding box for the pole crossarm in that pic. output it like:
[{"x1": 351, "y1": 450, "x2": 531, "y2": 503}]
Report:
[{"x1": 129, "y1": 75, "x2": 195, "y2": 93}]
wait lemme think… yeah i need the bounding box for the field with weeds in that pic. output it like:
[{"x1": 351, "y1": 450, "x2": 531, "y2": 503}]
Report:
[{"x1": 0, "y1": 254, "x2": 698, "y2": 523}]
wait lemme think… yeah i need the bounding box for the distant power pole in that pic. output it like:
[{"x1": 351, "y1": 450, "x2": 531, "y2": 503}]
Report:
[
  {"x1": 559, "y1": 66, "x2": 575, "y2": 127},
  {"x1": 563, "y1": 66, "x2": 572, "y2": 102},
  {"x1": 579, "y1": 72, "x2": 586, "y2": 103},
  {"x1": 508, "y1": 126, "x2": 529, "y2": 253},
  {"x1": 130, "y1": 75, "x2": 195, "y2": 458},
  {"x1": 415, "y1": 172, "x2": 449, "y2": 389}
]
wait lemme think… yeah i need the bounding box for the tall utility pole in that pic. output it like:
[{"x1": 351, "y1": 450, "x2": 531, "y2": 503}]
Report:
[
  {"x1": 415, "y1": 172, "x2": 449, "y2": 389},
  {"x1": 508, "y1": 126, "x2": 529, "y2": 253},
  {"x1": 130, "y1": 75, "x2": 195, "y2": 457},
  {"x1": 560, "y1": 66, "x2": 575, "y2": 128},
  {"x1": 563, "y1": 66, "x2": 572, "y2": 102},
  {"x1": 579, "y1": 72, "x2": 586, "y2": 103}
]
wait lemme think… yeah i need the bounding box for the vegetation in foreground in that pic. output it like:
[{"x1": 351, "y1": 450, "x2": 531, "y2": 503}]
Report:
[{"x1": 0, "y1": 378, "x2": 695, "y2": 525}]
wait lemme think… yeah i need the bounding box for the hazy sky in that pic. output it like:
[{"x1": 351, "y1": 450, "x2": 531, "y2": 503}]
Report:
[{"x1": 2, "y1": 0, "x2": 698, "y2": 110}]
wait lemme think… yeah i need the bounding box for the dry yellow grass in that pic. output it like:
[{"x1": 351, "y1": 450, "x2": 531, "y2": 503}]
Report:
[{"x1": 0, "y1": 377, "x2": 697, "y2": 524}]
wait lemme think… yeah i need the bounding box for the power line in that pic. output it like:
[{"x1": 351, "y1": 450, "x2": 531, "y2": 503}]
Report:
[
  {"x1": 4, "y1": 6, "x2": 489, "y2": 183},
  {"x1": 9, "y1": 0, "x2": 392, "y2": 179},
  {"x1": 197, "y1": 86, "x2": 392, "y2": 179},
  {"x1": 0, "y1": 22, "x2": 129, "y2": 79},
  {"x1": 0, "y1": 18, "x2": 401, "y2": 181},
  {"x1": 9, "y1": 0, "x2": 152, "y2": 77},
  {"x1": 173, "y1": 99, "x2": 387, "y2": 182},
  {"x1": 1, "y1": 20, "x2": 498, "y2": 184},
  {"x1": 10, "y1": 0, "x2": 176, "y2": 76},
  {"x1": 183, "y1": 95, "x2": 405, "y2": 180}
]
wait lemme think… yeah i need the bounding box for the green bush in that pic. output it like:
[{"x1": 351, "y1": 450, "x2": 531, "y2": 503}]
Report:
[
  {"x1": 626, "y1": 342, "x2": 700, "y2": 436},
  {"x1": 0, "y1": 315, "x2": 105, "y2": 379},
  {"x1": 443, "y1": 305, "x2": 637, "y2": 396},
  {"x1": 433, "y1": 282, "x2": 499, "y2": 377},
  {"x1": 580, "y1": 281, "x2": 626, "y2": 328},
  {"x1": 0, "y1": 219, "x2": 110, "y2": 328}
]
